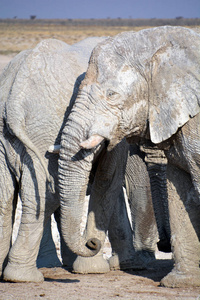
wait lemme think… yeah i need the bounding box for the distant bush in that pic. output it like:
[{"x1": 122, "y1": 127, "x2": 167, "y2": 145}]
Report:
[
  {"x1": 30, "y1": 15, "x2": 36, "y2": 20},
  {"x1": 0, "y1": 18, "x2": 199, "y2": 27}
]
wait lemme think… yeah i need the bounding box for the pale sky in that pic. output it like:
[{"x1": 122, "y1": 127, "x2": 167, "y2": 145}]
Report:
[{"x1": 0, "y1": 0, "x2": 199, "y2": 19}]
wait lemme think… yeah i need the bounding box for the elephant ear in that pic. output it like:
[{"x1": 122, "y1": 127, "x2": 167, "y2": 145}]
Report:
[{"x1": 149, "y1": 36, "x2": 200, "y2": 144}]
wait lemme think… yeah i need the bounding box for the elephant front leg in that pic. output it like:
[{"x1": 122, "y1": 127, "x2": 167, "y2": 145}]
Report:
[
  {"x1": 161, "y1": 164, "x2": 200, "y2": 287},
  {"x1": 3, "y1": 165, "x2": 50, "y2": 283}
]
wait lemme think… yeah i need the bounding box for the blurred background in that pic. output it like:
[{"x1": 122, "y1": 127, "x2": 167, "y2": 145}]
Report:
[{"x1": 0, "y1": 0, "x2": 199, "y2": 55}]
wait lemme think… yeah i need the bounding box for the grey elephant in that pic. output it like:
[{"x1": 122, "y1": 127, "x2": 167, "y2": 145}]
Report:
[
  {"x1": 1, "y1": 32, "x2": 172, "y2": 281},
  {"x1": 0, "y1": 36, "x2": 110, "y2": 282},
  {"x1": 58, "y1": 26, "x2": 200, "y2": 288},
  {"x1": 0, "y1": 35, "x2": 165, "y2": 282}
]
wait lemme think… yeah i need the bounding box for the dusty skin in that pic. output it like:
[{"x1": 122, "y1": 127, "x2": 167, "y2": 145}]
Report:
[{"x1": 0, "y1": 29, "x2": 200, "y2": 299}]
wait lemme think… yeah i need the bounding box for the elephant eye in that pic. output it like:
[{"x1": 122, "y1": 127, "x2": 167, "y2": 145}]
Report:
[{"x1": 106, "y1": 89, "x2": 117, "y2": 98}]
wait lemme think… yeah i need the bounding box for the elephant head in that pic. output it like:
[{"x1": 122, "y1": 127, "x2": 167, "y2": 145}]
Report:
[
  {"x1": 58, "y1": 26, "x2": 200, "y2": 258},
  {"x1": 80, "y1": 26, "x2": 200, "y2": 149}
]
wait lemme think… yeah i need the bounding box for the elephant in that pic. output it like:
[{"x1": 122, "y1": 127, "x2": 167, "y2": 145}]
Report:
[
  {"x1": 0, "y1": 35, "x2": 169, "y2": 282},
  {"x1": 0, "y1": 36, "x2": 110, "y2": 282},
  {"x1": 58, "y1": 26, "x2": 200, "y2": 288}
]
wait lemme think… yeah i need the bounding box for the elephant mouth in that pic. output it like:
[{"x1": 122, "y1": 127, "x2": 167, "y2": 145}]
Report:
[{"x1": 80, "y1": 134, "x2": 105, "y2": 149}]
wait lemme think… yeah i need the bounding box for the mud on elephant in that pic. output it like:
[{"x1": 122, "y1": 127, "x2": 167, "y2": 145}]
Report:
[{"x1": 58, "y1": 26, "x2": 200, "y2": 287}]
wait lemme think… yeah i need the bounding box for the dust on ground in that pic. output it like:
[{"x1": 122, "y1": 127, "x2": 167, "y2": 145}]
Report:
[{"x1": 1, "y1": 260, "x2": 200, "y2": 300}]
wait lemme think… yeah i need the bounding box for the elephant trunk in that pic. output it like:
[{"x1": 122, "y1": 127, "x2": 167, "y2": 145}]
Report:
[{"x1": 58, "y1": 99, "x2": 102, "y2": 257}]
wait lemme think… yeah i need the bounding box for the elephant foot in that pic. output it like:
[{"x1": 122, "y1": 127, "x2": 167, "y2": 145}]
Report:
[
  {"x1": 3, "y1": 263, "x2": 44, "y2": 283},
  {"x1": 109, "y1": 253, "x2": 146, "y2": 271},
  {"x1": 161, "y1": 269, "x2": 200, "y2": 288},
  {"x1": 73, "y1": 255, "x2": 110, "y2": 274}
]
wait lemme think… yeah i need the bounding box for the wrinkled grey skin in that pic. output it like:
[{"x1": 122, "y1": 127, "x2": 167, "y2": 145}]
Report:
[
  {"x1": 0, "y1": 36, "x2": 107, "y2": 282},
  {"x1": 59, "y1": 26, "x2": 200, "y2": 287}
]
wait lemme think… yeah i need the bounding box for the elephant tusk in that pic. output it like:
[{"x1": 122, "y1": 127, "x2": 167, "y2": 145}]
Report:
[
  {"x1": 80, "y1": 135, "x2": 104, "y2": 149},
  {"x1": 48, "y1": 144, "x2": 61, "y2": 153}
]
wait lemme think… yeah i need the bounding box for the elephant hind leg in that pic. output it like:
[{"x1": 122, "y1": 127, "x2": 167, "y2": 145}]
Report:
[
  {"x1": 3, "y1": 163, "x2": 50, "y2": 283},
  {"x1": 161, "y1": 164, "x2": 200, "y2": 287}
]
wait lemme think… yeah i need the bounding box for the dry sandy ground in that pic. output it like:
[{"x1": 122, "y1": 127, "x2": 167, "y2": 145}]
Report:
[
  {"x1": 1, "y1": 52, "x2": 200, "y2": 300},
  {"x1": 1, "y1": 264, "x2": 200, "y2": 300}
]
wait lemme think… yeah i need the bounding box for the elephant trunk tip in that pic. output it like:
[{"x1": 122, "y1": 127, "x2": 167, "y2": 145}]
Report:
[{"x1": 86, "y1": 238, "x2": 101, "y2": 255}]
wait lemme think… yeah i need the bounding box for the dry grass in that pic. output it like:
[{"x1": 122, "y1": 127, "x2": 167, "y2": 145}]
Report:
[
  {"x1": 0, "y1": 22, "x2": 146, "y2": 54},
  {"x1": 0, "y1": 19, "x2": 199, "y2": 55}
]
